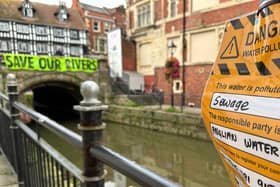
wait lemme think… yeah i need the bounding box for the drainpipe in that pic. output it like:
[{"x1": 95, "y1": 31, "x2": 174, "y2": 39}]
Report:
[{"x1": 181, "y1": 0, "x2": 186, "y2": 111}]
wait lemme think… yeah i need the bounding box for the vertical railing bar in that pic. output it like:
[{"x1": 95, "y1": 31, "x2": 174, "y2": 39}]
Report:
[
  {"x1": 51, "y1": 157, "x2": 56, "y2": 187},
  {"x1": 73, "y1": 177, "x2": 77, "y2": 187},
  {"x1": 46, "y1": 153, "x2": 52, "y2": 187},
  {"x1": 56, "y1": 160, "x2": 60, "y2": 187},
  {"x1": 29, "y1": 140, "x2": 38, "y2": 186},
  {"x1": 18, "y1": 131, "x2": 27, "y2": 187},
  {"x1": 37, "y1": 144, "x2": 44, "y2": 187},
  {"x1": 61, "y1": 165, "x2": 65, "y2": 187},
  {"x1": 31, "y1": 140, "x2": 40, "y2": 187},
  {"x1": 41, "y1": 147, "x2": 47, "y2": 187},
  {"x1": 23, "y1": 136, "x2": 31, "y2": 187},
  {"x1": 66, "y1": 171, "x2": 70, "y2": 187}
]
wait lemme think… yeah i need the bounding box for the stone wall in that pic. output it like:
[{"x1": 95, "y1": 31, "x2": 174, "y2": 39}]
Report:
[{"x1": 103, "y1": 105, "x2": 210, "y2": 141}]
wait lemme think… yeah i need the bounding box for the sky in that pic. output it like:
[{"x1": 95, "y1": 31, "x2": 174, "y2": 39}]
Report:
[{"x1": 32, "y1": 0, "x2": 127, "y2": 8}]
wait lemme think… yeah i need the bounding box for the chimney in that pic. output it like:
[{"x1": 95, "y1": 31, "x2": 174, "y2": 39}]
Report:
[{"x1": 72, "y1": 0, "x2": 80, "y2": 9}]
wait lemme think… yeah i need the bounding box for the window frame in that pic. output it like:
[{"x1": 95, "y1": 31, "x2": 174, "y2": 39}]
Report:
[
  {"x1": 0, "y1": 22, "x2": 9, "y2": 32},
  {"x1": 70, "y1": 46, "x2": 80, "y2": 56},
  {"x1": 17, "y1": 24, "x2": 29, "y2": 34},
  {"x1": 35, "y1": 26, "x2": 48, "y2": 36},
  {"x1": 36, "y1": 42, "x2": 48, "y2": 54},
  {"x1": 53, "y1": 27, "x2": 65, "y2": 38},
  {"x1": 0, "y1": 40, "x2": 11, "y2": 52},
  {"x1": 18, "y1": 41, "x2": 30, "y2": 53},
  {"x1": 93, "y1": 20, "x2": 100, "y2": 32},
  {"x1": 70, "y1": 30, "x2": 80, "y2": 40},
  {"x1": 137, "y1": 3, "x2": 151, "y2": 28},
  {"x1": 170, "y1": 0, "x2": 177, "y2": 18}
]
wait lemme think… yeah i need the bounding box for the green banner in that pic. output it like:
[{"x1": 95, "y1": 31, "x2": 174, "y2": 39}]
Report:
[{"x1": 3, "y1": 54, "x2": 98, "y2": 73}]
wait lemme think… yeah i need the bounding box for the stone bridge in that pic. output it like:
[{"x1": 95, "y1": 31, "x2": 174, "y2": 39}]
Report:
[{"x1": 0, "y1": 58, "x2": 111, "y2": 120}]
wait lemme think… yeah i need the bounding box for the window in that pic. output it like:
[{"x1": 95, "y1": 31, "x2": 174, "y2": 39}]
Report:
[
  {"x1": 53, "y1": 28, "x2": 64, "y2": 37},
  {"x1": 93, "y1": 20, "x2": 100, "y2": 32},
  {"x1": 35, "y1": 26, "x2": 47, "y2": 35},
  {"x1": 0, "y1": 22, "x2": 9, "y2": 32},
  {"x1": 190, "y1": 30, "x2": 217, "y2": 64},
  {"x1": 99, "y1": 38, "x2": 107, "y2": 53},
  {"x1": 70, "y1": 46, "x2": 80, "y2": 56},
  {"x1": 137, "y1": 3, "x2": 150, "y2": 28},
  {"x1": 22, "y1": 1, "x2": 33, "y2": 18},
  {"x1": 17, "y1": 24, "x2": 29, "y2": 34},
  {"x1": 0, "y1": 40, "x2": 11, "y2": 51},
  {"x1": 104, "y1": 22, "x2": 111, "y2": 32},
  {"x1": 18, "y1": 41, "x2": 30, "y2": 53},
  {"x1": 53, "y1": 44, "x2": 64, "y2": 55},
  {"x1": 37, "y1": 43, "x2": 48, "y2": 54},
  {"x1": 173, "y1": 80, "x2": 182, "y2": 93},
  {"x1": 58, "y1": 9, "x2": 68, "y2": 22},
  {"x1": 192, "y1": 0, "x2": 218, "y2": 12},
  {"x1": 170, "y1": 0, "x2": 177, "y2": 17},
  {"x1": 93, "y1": 37, "x2": 107, "y2": 53},
  {"x1": 70, "y1": 30, "x2": 79, "y2": 39}
]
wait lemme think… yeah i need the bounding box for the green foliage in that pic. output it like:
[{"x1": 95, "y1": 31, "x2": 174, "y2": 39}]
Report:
[
  {"x1": 126, "y1": 100, "x2": 138, "y2": 107},
  {"x1": 166, "y1": 106, "x2": 178, "y2": 113}
]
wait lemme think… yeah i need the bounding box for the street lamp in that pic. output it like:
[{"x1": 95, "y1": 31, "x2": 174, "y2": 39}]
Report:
[
  {"x1": 168, "y1": 40, "x2": 177, "y2": 57},
  {"x1": 167, "y1": 40, "x2": 177, "y2": 107}
]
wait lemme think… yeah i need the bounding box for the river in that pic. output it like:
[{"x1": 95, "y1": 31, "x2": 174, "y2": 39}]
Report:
[{"x1": 40, "y1": 121, "x2": 232, "y2": 187}]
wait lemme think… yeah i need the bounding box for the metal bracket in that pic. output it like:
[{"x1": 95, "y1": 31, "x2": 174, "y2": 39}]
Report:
[
  {"x1": 257, "y1": 0, "x2": 280, "y2": 15},
  {"x1": 82, "y1": 169, "x2": 107, "y2": 182},
  {"x1": 78, "y1": 123, "x2": 106, "y2": 131}
]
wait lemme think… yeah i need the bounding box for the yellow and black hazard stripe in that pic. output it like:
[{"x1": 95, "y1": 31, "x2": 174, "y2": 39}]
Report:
[
  {"x1": 216, "y1": 60, "x2": 277, "y2": 76},
  {"x1": 226, "y1": 7, "x2": 273, "y2": 32}
]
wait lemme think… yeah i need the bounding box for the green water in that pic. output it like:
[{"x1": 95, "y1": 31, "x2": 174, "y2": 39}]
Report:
[{"x1": 40, "y1": 121, "x2": 232, "y2": 187}]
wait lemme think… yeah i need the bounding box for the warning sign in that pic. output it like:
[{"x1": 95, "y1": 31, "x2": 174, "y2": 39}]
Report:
[
  {"x1": 202, "y1": 3, "x2": 280, "y2": 187},
  {"x1": 220, "y1": 36, "x2": 239, "y2": 59}
]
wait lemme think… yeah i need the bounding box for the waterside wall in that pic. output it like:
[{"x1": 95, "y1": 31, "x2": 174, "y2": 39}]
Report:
[{"x1": 103, "y1": 105, "x2": 210, "y2": 141}]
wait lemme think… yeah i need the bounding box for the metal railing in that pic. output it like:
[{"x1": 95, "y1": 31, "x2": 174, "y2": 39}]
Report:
[{"x1": 0, "y1": 74, "x2": 180, "y2": 187}]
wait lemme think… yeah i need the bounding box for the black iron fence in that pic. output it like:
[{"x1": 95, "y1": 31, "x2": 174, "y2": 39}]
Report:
[{"x1": 0, "y1": 74, "x2": 180, "y2": 187}]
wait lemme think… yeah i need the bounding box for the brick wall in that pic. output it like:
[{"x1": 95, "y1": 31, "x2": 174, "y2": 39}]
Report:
[
  {"x1": 155, "y1": 64, "x2": 212, "y2": 107},
  {"x1": 165, "y1": 1, "x2": 258, "y2": 34},
  {"x1": 122, "y1": 39, "x2": 136, "y2": 71}
]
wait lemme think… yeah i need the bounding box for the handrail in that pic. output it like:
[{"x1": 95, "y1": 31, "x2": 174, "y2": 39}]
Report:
[
  {"x1": 1, "y1": 74, "x2": 181, "y2": 187},
  {"x1": 13, "y1": 101, "x2": 82, "y2": 149},
  {"x1": 91, "y1": 145, "x2": 180, "y2": 187},
  {"x1": 0, "y1": 92, "x2": 8, "y2": 101}
]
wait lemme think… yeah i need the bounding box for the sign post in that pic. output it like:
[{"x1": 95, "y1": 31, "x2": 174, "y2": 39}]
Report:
[{"x1": 202, "y1": 2, "x2": 280, "y2": 187}]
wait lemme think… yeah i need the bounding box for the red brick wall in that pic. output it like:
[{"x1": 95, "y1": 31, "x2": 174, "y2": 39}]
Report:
[
  {"x1": 144, "y1": 75, "x2": 155, "y2": 92},
  {"x1": 165, "y1": 1, "x2": 258, "y2": 33},
  {"x1": 155, "y1": 64, "x2": 212, "y2": 106},
  {"x1": 154, "y1": 0, "x2": 162, "y2": 21},
  {"x1": 122, "y1": 39, "x2": 136, "y2": 71}
]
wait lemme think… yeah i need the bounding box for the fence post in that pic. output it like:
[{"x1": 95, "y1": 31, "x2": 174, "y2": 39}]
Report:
[
  {"x1": 74, "y1": 81, "x2": 108, "y2": 187},
  {"x1": 7, "y1": 74, "x2": 24, "y2": 186}
]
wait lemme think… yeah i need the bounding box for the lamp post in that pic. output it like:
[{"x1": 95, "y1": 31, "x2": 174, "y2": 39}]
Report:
[{"x1": 167, "y1": 40, "x2": 177, "y2": 107}]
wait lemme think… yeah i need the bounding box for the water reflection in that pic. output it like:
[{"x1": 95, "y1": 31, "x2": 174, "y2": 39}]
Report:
[{"x1": 40, "y1": 122, "x2": 232, "y2": 187}]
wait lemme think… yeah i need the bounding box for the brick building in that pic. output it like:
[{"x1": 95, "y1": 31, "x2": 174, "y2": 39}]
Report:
[
  {"x1": 71, "y1": 0, "x2": 136, "y2": 71},
  {"x1": 0, "y1": 0, "x2": 88, "y2": 57},
  {"x1": 126, "y1": 0, "x2": 259, "y2": 106}
]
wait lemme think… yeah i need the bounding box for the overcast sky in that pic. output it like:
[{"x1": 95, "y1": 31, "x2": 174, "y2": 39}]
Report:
[{"x1": 32, "y1": 0, "x2": 126, "y2": 8}]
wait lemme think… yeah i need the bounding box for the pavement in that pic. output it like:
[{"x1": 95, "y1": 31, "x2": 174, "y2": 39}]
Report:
[{"x1": 0, "y1": 151, "x2": 18, "y2": 187}]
